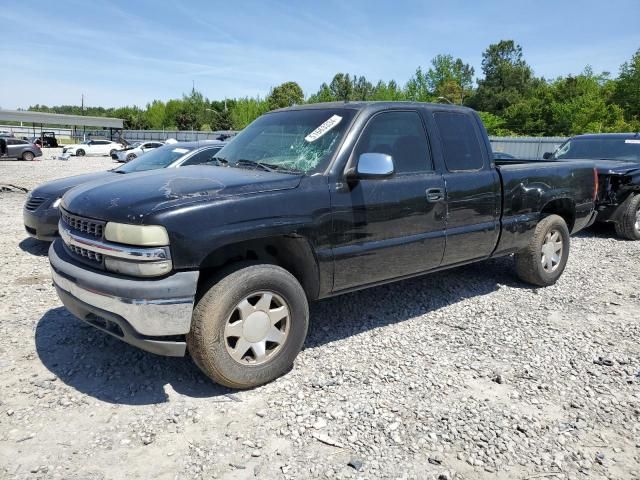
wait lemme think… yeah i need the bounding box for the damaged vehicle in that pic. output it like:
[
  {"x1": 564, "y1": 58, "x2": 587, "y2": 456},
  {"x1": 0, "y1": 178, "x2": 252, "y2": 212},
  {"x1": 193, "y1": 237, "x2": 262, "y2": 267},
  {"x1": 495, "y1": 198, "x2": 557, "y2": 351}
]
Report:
[
  {"x1": 49, "y1": 102, "x2": 597, "y2": 388},
  {"x1": 111, "y1": 141, "x2": 165, "y2": 162},
  {"x1": 544, "y1": 133, "x2": 640, "y2": 240}
]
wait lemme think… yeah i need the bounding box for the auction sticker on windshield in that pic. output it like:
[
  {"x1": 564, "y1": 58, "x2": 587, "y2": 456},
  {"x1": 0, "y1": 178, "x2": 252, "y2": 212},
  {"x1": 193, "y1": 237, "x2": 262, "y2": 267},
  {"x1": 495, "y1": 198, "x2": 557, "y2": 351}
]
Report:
[
  {"x1": 172, "y1": 148, "x2": 190, "y2": 153},
  {"x1": 625, "y1": 139, "x2": 640, "y2": 144},
  {"x1": 305, "y1": 115, "x2": 342, "y2": 143}
]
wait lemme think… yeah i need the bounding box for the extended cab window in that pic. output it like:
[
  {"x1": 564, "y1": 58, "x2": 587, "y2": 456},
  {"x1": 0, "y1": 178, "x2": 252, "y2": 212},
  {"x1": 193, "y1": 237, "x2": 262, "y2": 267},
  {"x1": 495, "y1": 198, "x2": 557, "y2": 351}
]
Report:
[
  {"x1": 435, "y1": 112, "x2": 484, "y2": 172},
  {"x1": 354, "y1": 111, "x2": 431, "y2": 173}
]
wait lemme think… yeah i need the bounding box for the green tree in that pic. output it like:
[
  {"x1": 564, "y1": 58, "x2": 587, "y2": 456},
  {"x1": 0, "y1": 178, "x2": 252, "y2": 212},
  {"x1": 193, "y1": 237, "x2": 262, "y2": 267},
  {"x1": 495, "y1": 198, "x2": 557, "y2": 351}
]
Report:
[
  {"x1": 329, "y1": 73, "x2": 353, "y2": 101},
  {"x1": 267, "y1": 81, "x2": 304, "y2": 110},
  {"x1": 468, "y1": 40, "x2": 533, "y2": 115},
  {"x1": 613, "y1": 48, "x2": 640, "y2": 122},
  {"x1": 426, "y1": 54, "x2": 474, "y2": 104},
  {"x1": 404, "y1": 67, "x2": 431, "y2": 102},
  {"x1": 145, "y1": 100, "x2": 166, "y2": 129},
  {"x1": 230, "y1": 97, "x2": 269, "y2": 129},
  {"x1": 352, "y1": 75, "x2": 374, "y2": 100},
  {"x1": 307, "y1": 83, "x2": 335, "y2": 103}
]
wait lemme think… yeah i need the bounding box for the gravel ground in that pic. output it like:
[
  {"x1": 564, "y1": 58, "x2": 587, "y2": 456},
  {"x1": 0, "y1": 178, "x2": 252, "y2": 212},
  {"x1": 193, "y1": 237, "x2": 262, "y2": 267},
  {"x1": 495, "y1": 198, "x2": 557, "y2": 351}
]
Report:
[{"x1": 1, "y1": 153, "x2": 639, "y2": 480}]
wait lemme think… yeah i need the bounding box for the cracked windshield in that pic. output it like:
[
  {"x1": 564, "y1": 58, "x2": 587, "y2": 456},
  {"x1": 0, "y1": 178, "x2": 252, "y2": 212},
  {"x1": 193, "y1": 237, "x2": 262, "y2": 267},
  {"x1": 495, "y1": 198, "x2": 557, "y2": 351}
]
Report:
[{"x1": 213, "y1": 108, "x2": 356, "y2": 174}]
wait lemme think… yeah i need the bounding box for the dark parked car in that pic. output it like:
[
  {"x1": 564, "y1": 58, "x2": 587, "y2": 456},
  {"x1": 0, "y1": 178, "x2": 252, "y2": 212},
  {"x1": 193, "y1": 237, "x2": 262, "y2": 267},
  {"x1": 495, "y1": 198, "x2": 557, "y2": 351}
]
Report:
[
  {"x1": 24, "y1": 141, "x2": 226, "y2": 240},
  {"x1": 49, "y1": 102, "x2": 597, "y2": 388},
  {"x1": 30, "y1": 132, "x2": 59, "y2": 148},
  {"x1": 2, "y1": 138, "x2": 42, "y2": 161},
  {"x1": 544, "y1": 133, "x2": 640, "y2": 239},
  {"x1": 493, "y1": 152, "x2": 515, "y2": 160}
]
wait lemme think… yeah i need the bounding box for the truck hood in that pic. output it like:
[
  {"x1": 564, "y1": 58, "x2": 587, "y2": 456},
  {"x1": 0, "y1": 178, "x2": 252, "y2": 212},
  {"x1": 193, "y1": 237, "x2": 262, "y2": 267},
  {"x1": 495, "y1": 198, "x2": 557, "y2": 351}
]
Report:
[
  {"x1": 31, "y1": 171, "x2": 116, "y2": 198},
  {"x1": 61, "y1": 166, "x2": 303, "y2": 223}
]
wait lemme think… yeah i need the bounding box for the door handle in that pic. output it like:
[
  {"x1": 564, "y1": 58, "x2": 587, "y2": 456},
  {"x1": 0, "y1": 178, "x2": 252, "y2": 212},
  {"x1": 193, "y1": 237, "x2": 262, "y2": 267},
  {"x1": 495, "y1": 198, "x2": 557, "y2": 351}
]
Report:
[{"x1": 426, "y1": 188, "x2": 444, "y2": 202}]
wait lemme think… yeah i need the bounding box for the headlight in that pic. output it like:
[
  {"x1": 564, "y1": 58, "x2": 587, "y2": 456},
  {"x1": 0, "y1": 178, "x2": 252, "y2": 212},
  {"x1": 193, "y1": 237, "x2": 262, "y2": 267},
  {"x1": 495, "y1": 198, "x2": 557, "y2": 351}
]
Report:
[
  {"x1": 104, "y1": 257, "x2": 172, "y2": 277},
  {"x1": 52, "y1": 198, "x2": 62, "y2": 208},
  {"x1": 104, "y1": 222, "x2": 169, "y2": 246}
]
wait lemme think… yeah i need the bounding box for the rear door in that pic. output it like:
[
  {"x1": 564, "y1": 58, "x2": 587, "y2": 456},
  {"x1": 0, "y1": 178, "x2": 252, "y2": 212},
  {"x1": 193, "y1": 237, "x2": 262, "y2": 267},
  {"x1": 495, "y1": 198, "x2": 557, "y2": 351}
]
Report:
[
  {"x1": 431, "y1": 111, "x2": 500, "y2": 265},
  {"x1": 331, "y1": 110, "x2": 447, "y2": 291},
  {"x1": 6, "y1": 139, "x2": 24, "y2": 158}
]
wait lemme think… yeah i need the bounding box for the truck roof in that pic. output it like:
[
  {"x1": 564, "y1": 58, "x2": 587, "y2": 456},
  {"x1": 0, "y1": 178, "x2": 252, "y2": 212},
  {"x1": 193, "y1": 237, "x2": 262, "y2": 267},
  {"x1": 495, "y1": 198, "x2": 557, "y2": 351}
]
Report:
[
  {"x1": 273, "y1": 101, "x2": 474, "y2": 114},
  {"x1": 572, "y1": 133, "x2": 640, "y2": 140}
]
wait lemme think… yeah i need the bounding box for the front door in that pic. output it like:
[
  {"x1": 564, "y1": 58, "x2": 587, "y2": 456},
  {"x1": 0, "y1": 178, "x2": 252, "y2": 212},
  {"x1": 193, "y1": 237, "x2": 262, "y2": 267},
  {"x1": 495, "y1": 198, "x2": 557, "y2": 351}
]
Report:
[{"x1": 330, "y1": 110, "x2": 447, "y2": 291}]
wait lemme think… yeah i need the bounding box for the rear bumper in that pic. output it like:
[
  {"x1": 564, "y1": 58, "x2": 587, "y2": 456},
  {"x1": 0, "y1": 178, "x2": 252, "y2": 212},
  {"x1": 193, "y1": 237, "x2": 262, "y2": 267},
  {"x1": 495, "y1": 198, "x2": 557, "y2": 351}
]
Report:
[
  {"x1": 49, "y1": 240, "x2": 199, "y2": 356},
  {"x1": 23, "y1": 206, "x2": 59, "y2": 241}
]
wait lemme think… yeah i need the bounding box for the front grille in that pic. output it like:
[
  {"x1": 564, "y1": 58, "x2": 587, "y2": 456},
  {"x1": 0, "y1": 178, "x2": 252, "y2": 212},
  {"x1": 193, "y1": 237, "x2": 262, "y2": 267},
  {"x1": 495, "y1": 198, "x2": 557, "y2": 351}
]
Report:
[
  {"x1": 67, "y1": 243, "x2": 103, "y2": 264},
  {"x1": 60, "y1": 209, "x2": 105, "y2": 238},
  {"x1": 25, "y1": 196, "x2": 46, "y2": 211}
]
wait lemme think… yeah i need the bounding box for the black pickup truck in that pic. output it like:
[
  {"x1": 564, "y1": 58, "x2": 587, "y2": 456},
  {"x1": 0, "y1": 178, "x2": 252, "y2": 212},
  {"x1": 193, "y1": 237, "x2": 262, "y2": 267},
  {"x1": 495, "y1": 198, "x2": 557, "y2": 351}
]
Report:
[
  {"x1": 48, "y1": 102, "x2": 597, "y2": 388},
  {"x1": 543, "y1": 133, "x2": 640, "y2": 240}
]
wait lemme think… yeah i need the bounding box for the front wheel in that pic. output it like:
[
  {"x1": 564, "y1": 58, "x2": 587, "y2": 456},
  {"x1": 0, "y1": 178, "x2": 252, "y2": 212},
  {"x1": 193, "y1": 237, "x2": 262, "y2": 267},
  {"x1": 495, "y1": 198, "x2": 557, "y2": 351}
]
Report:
[
  {"x1": 515, "y1": 214, "x2": 570, "y2": 287},
  {"x1": 76, "y1": 149, "x2": 85, "y2": 156},
  {"x1": 187, "y1": 263, "x2": 309, "y2": 389},
  {"x1": 22, "y1": 151, "x2": 35, "y2": 161},
  {"x1": 126, "y1": 153, "x2": 136, "y2": 162},
  {"x1": 614, "y1": 194, "x2": 640, "y2": 240}
]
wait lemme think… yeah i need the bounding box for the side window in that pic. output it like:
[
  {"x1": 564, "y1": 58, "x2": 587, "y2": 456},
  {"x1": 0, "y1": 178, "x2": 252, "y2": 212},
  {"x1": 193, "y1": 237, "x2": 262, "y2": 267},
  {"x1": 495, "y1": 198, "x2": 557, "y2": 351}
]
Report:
[
  {"x1": 434, "y1": 112, "x2": 484, "y2": 172},
  {"x1": 181, "y1": 148, "x2": 220, "y2": 166},
  {"x1": 353, "y1": 111, "x2": 431, "y2": 174}
]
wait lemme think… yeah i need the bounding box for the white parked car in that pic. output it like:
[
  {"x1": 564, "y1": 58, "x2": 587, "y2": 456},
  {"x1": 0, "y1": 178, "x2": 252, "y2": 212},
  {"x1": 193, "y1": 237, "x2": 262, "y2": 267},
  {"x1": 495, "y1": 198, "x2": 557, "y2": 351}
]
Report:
[
  {"x1": 111, "y1": 141, "x2": 164, "y2": 162},
  {"x1": 61, "y1": 139, "x2": 122, "y2": 157}
]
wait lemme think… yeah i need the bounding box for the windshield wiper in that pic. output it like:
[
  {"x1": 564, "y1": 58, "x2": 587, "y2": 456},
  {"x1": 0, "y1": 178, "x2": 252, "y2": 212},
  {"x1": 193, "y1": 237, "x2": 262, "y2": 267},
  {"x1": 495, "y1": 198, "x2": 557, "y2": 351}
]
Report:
[
  {"x1": 232, "y1": 159, "x2": 301, "y2": 174},
  {"x1": 208, "y1": 156, "x2": 229, "y2": 166},
  {"x1": 234, "y1": 159, "x2": 276, "y2": 172}
]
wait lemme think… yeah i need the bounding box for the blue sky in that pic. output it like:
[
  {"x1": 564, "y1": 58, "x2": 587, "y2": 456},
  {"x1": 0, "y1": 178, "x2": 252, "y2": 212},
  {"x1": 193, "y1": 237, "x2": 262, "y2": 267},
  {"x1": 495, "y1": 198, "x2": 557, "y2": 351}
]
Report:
[{"x1": 1, "y1": 0, "x2": 639, "y2": 109}]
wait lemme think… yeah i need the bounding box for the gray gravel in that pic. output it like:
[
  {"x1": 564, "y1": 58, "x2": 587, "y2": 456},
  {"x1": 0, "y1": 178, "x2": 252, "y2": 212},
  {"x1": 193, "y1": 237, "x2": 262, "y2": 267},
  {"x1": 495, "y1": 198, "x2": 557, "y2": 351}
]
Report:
[{"x1": 1, "y1": 155, "x2": 639, "y2": 479}]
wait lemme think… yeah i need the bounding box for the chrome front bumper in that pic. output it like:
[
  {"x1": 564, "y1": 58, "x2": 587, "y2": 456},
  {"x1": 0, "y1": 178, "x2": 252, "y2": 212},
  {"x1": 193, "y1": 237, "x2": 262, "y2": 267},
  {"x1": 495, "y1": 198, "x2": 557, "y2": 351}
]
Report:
[{"x1": 49, "y1": 240, "x2": 199, "y2": 356}]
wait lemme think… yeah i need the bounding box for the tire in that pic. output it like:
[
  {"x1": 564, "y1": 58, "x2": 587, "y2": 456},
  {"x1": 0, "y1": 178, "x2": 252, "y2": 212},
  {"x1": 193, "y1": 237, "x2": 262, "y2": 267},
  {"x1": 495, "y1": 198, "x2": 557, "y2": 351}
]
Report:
[
  {"x1": 109, "y1": 149, "x2": 117, "y2": 156},
  {"x1": 22, "y1": 151, "x2": 35, "y2": 161},
  {"x1": 76, "y1": 149, "x2": 85, "y2": 156},
  {"x1": 126, "y1": 153, "x2": 137, "y2": 162},
  {"x1": 614, "y1": 194, "x2": 640, "y2": 240},
  {"x1": 514, "y1": 214, "x2": 570, "y2": 287},
  {"x1": 187, "y1": 263, "x2": 309, "y2": 389}
]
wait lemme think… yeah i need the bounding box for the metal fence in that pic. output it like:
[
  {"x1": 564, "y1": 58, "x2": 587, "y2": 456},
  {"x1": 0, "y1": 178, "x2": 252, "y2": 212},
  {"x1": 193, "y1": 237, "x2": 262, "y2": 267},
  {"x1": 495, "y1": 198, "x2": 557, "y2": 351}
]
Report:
[
  {"x1": 1, "y1": 124, "x2": 567, "y2": 159},
  {"x1": 489, "y1": 136, "x2": 568, "y2": 160}
]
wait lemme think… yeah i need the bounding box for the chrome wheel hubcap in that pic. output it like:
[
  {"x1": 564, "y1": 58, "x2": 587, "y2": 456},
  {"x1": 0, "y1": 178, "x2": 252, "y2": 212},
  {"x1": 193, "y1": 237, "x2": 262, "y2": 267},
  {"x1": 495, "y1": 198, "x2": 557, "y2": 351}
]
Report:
[
  {"x1": 224, "y1": 291, "x2": 290, "y2": 365},
  {"x1": 541, "y1": 229, "x2": 563, "y2": 273}
]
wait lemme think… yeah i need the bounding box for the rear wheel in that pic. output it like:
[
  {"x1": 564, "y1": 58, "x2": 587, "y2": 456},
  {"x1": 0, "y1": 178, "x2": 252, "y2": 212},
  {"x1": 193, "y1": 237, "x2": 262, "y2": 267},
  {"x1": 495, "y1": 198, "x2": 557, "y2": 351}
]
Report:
[
  {"x1": 187, "y1": 263, "x2": 309, "y2": 389},
  {"x1": 614, "y1": 194, "x2": 640, "y2": 240},
  {"x1": 515, "y1": 214, "x2": 570, "y2": 286},
  {"x1": 22, "y1": 151, "x2": 34, "y2": 161},
  {"x1": 76, "y1": 149, "x2": 85, "y2": 156}
]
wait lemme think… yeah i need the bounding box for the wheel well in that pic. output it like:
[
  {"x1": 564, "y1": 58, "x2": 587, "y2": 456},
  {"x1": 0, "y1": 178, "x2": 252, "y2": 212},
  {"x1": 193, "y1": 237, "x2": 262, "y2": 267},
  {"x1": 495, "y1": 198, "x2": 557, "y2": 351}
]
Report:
[
  {"x1": 541, "y1": 198, "x2": 575, "y2": 232},
  {"x1": 199, "y1": 236, "x2": 320, "y2": 299}
]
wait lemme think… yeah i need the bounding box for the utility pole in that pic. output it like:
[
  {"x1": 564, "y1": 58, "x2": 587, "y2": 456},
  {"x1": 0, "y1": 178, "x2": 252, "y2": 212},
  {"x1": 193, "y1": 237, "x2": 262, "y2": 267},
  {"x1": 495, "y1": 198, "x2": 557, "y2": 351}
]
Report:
[{"x1": 81, "y1": 93, "x2": 85, "y2": 140}]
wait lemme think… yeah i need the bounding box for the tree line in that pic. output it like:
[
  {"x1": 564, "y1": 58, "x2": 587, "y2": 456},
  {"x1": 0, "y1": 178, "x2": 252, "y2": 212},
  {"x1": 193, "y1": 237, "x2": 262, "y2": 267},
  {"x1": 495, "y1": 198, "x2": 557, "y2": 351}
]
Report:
[{"x1": 27, "y1": 40, "x2": 640, "y2": 136}]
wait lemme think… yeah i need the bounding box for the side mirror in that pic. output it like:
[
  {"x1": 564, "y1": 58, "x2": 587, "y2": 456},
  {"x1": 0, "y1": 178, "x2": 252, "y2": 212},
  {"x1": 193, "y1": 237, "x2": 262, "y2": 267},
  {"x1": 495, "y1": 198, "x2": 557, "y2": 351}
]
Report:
[
  {"x1": 348, "y1": 153, "x2": 395, "y2": 180},
  {"x1": 542, "y1": 152, "x2": 553, "y2": 160}
]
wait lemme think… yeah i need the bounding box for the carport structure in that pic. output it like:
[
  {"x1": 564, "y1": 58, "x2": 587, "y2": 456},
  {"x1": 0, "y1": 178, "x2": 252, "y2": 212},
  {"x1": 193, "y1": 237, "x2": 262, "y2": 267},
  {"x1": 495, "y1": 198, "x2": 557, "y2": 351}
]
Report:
[{"x1": 0, "y1": 109, "x2": 124, "y2": 142}]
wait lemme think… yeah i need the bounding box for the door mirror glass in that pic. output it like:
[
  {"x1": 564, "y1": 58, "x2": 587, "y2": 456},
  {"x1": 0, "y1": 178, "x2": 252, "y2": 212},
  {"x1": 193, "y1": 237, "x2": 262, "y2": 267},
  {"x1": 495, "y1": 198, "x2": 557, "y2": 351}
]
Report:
[
  {"x1": 354, "y1": 153, "x2": 394, "y2": 179},
  {"x1": 543, "y1": 151, "x2": 553, "y2": 160}
]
